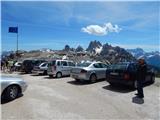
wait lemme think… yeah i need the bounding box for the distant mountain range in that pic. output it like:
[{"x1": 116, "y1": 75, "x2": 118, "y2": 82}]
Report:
[
  {"x1": 3, "y1": 41, "x2": 159, "y2": 68},
  {"x1": 62, "y1": 40, "x2": 135, "y2": 63},
  {"x1": 127, "y1": 48, "x2": 160, "y2": 68}
]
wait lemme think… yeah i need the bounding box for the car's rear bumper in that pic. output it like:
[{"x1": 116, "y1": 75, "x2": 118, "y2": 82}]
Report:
[
  {"x1": 32, "y1": 70, "x2": 45, "y2": 74},
  {"x1": 106, "y1": 76, "x2": 134, "y2": 86},
  {"x1": 71, "y1": 73, "x2": 89, "y2": 80},
  {"x1": 47, "y1": 71, "x2": 56, "y2": 77}
]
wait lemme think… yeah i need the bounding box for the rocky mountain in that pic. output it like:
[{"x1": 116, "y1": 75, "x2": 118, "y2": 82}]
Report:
[
  {"x1": 76, "y1": 45, "x2": 84, "y2": 52},
  {"x1": 64, "y1": 45, "x2": 70, "y2": 52},
  {"x1": 127, "y1": 48, "x2": 145, "y2": 58},
  {"x1": 86, "y1": 41, "x2": 135, "y2": 63},
  {"x1": 127, "y1": 48, "x2": 160, "y2": 68},
  {"x1": 86, "y1": 40, "x2": 102, "y2": 54},
  {"x1": 63, "y1": 45, "x2": 75, "y2": 52},
  {"x1": 1, "y1": 51, "x2": 14, "y2": 56},
  {"x1": 100, "y1": 43, "x2": 135, "y2": 63}
]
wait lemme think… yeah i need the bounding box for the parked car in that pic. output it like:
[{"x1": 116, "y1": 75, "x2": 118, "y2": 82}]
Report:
[
  {"x1": 1, "y1": 76, "x2": 28, "y2": 100},
  {"x1": 70, "y1": 61, "x2": 109, "y2": 82},
  {"x1": 22, "y1": 59, "x2": 46, "y2": 73},
  {"x1": 47, "y1": 60, "x2": 75, "y2": 78},
  {"x1": 106, "y1": 62, "x2": 155, "y2": 88},
  {"x1": 14, "y1": 61, "x2": 22, "y2": 71},
  {"x1": 32, "y1": 62, "x2": 48, "y2": 75}
]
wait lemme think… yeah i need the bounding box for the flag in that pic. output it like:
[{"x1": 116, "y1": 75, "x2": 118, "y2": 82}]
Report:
[{"x1": 9, "y1": 27, "x2": 18, "y2": 33}]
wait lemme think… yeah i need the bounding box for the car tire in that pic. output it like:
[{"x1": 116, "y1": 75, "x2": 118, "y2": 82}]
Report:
[
  {"x1": 56, "y1": 72, "x2": 62, "y2": 78},
  {"x1": 109, "y1": 82, "x2": 115, "y2": 86},
  {"x1": 43, "y1": 70, "x2": 47, "y2": 75},
  {"x1": 5, "y1": 85, "x2": 19, "y2": 100},
  {"x1": 90, "y1": 74, "x2": 97, "y2": 83}
]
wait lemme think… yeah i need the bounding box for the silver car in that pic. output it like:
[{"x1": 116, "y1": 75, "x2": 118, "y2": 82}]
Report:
[
  {"x1": 47, "y1": 60, "x2": 75, "y2": 78},
  {"x1": 70, "y1": 61, "x2": 109, "y2": 82},
  {"x1": 1, "y1": 76, "x2": 28, "y2": 100},
  {"x1": 32, "y1": 62, "x2": 48, "y2": 75}
]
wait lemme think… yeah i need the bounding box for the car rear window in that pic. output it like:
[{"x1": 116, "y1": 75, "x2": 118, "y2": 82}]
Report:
[
  {"x1": 128, "y1": 64, "x2": 137, "y2": 71},
  {"x1": 77, "y1": 62, "x2": 91, "y2": 67},
  {"x1": 110, "y1": 63, "x2": 128, "y2": 70},
  {"x1": 48, "y1": 61, "x2": 56, "y2": 66},
  {"x1": 93, "y1": 63, "x2": 102, "y2": 68}
]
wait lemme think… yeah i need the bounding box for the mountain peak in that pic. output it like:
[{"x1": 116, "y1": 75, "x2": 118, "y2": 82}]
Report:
[
  {"x1": 86, "y1": 40, "x2": 102, "y2": 53},
  {"x1": 76, "y1": 45, "x2": 84, "y2": 52}
]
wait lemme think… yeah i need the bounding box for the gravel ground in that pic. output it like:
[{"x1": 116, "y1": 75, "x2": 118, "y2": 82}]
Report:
[{"x1": 1, "y1": 72, "x2": 160, "y2": 120}]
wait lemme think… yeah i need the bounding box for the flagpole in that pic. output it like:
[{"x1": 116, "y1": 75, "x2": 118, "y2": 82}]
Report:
[
  {"x1": 16, "y1": 25, "x2": 18, "y2": 56},
  {"x1": 17, "y1": 32, "x2": 18, "y2": 54}
]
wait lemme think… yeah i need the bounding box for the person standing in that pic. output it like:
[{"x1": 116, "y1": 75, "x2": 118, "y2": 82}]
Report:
[{"x1": 135, "y1": 58, "x2": 147, "y2": 98}]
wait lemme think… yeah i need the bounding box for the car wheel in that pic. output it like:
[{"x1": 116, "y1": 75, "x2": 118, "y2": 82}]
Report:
[
  {"x1": 56, "y1": 72, "x2": 62, "y2": 78},
  {"x1": 5, "y1": 85, "x2": 19, "y2": 100},
  {"x1": 109, "y1": 82, "x2": 115, "y2": 86},
  {"x1": 43, "y1": 70, "x2": 47, "y2": 75},
  {"x1": 90, "y1": 74, "x2": 97, "y2": 83}
]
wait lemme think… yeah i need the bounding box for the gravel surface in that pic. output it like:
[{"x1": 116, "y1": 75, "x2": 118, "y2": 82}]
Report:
[{"x1": 1, "y1": 72, "x2": 160, "y2": 120}]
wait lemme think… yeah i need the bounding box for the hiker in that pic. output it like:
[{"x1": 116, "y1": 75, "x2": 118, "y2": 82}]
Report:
[
  {"x1": 8, "y1": 60, "x2": 14, "y2": 72},
  {"x1": 135, "y1": 58, "x2": 147, "y2": 98}
]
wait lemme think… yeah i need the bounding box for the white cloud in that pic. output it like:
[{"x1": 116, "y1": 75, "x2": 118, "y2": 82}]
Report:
[{"x1": 81, "y1": 22, "x2": 122, "y2": 36}]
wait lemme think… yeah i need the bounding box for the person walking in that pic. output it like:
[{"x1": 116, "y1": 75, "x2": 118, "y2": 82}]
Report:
[{"x1": 135, "y1": 58, "x2": 147, "y2": 98}]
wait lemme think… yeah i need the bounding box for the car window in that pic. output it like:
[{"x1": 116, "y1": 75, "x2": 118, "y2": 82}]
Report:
[
  {"x1": 18, "y1": 63, "x2": 22, "y2": 65},
  {"x1": 93, "y1": 63, "x2": 102, "y2": 68},
  {"x1": 128, "y1": 64, "x2": 137, "y2": 71},
  {"x1": 77, "y1": 62, "x2": 91, "y2": 67},
  {"x1": 68, "y1": 62, "x2": 75, "y2": 66},
  {"x1": 61, "y1": 61, "x2": 68, "y2": 66},
  {"x1": 57, "y1": 61, "x2": 61, "y2": 66},
  {"x1": 100, "y1": 63, "x2": 108, "y2": 68},
  {"x1": 110, "y1": 63, "x2": 128, "y2": 70},
  {"x1": 41, "y1": 63, "x2": 47, "y2": 67}
]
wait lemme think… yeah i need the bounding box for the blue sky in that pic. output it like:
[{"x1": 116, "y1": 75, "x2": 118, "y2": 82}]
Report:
[{"x1": 1, "y1": 1, "x2": 159, "y2": 52}]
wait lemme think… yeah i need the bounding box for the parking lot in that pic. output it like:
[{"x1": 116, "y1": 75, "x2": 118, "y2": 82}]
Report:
[{"x1": 1, "y1": 73, "x2": 160, "y2": 120}]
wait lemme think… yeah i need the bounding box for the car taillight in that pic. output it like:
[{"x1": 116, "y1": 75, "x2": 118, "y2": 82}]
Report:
[
  {"x1": 124, "y1": 73, "x2": 130, "y2": 80},
  {"x1": 81, "y1": 69, "x2": 87, "y2": 74}
]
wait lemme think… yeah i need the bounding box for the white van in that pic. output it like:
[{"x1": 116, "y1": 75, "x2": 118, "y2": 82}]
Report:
[{"x1": 47, "y1": 60, "x2": 75, "y2": 78}]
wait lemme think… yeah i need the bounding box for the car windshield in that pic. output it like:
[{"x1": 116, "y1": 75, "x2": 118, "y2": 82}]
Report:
[
  {"x1": 41, "y1": 63, "x2": 47, "y2": 67},
  {"x1": 34, "y1": 60, "x2": 45, "y2": 66},
  {"x1": 77, "y1": 62, "x2": 91, "y2": 67},
  {"x1": 110, "y1": 63, "x2": 129, "y2": 70}
]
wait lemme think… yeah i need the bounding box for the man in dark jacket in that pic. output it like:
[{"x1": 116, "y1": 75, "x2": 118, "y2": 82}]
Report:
[{"x1": 135, "y1": 58, "x2": 147, "y2": 98}]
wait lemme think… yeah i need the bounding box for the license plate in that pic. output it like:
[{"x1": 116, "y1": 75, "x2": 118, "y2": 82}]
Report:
[
  {"x1": 72, "y1": 75, "x2": 78, "y2": 78},
  {"x1": 110, "y1": 72, "x2": 119, "y2": 75}
]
